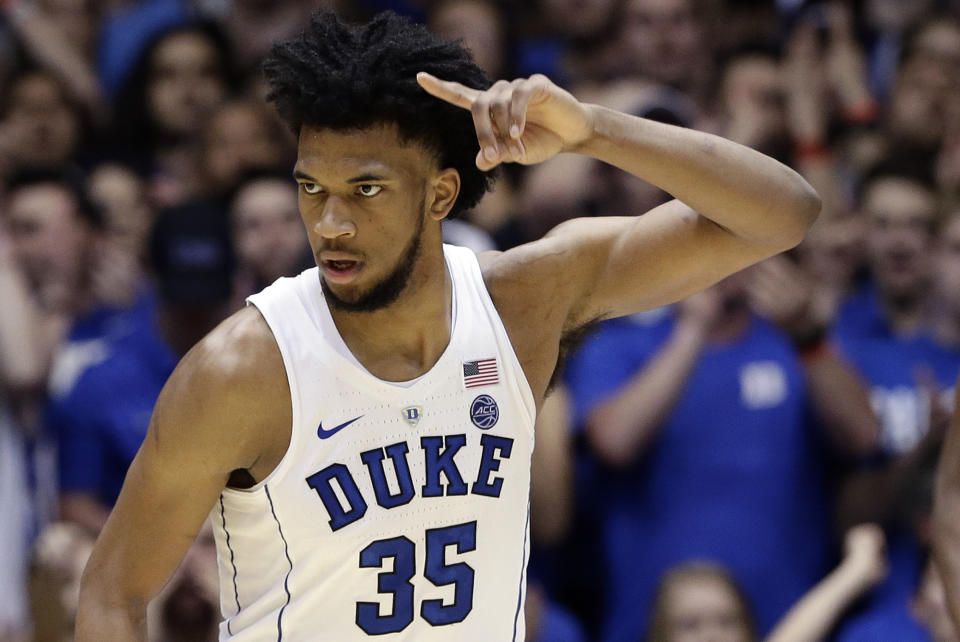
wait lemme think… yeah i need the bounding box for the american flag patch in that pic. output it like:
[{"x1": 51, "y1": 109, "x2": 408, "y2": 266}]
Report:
[{"x1": 463, "y1": 358, "x2": 498, "y2": 388}]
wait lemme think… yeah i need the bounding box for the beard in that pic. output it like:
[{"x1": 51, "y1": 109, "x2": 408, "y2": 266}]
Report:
[{"x1": 321, "y1": 212, "x2": 426, "y2": 313}]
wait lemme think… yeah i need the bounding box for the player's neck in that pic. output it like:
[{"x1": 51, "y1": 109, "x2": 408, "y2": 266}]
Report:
[{"x1": 329, "y1": 250, "x2": 453, "y2": 382}]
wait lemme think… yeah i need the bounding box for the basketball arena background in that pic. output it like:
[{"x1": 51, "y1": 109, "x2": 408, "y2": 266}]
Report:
[{"x1": 2, "y1": 0, "x2": 960, "y2": 640}]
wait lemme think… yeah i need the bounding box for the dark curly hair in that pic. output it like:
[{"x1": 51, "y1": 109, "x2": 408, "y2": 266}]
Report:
[{"x1": 262, "y1": 10, "x2": 494, "y2": 219}]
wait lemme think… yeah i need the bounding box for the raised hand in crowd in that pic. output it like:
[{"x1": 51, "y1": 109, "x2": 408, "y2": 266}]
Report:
[
  {"x1": 584, "y1": 287, "x2": 723, "y2": 468},
  {"x1": 843, "y1": 367, "x2": 950, "y2": 533},
  {"x1": 824, "y1": 2, "x2": 876, "y2": 124},
  {"x1": 768, "y1": 524, "x2": 888, "y2": 642},
  {"x1": 0, "y1": 218, "x2": 63, "y2": 400},
  {"x1": 748, "y1": 256, "x2": 878, "y2": 457},
  {"x1": 2, "y1": 0, "x2": 105, "y2": 121}
]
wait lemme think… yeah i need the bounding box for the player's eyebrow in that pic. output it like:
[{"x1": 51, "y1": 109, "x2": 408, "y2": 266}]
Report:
[
  {"x1": 346, "y1": 173, "x2": 387, "y2": 184},
  {"x1": 292, "y1": 170, "x2": 389, "y2": 184}
]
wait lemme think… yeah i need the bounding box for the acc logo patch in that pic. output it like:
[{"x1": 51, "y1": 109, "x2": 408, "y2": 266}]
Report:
[
  {"x1": 402, "y1": 406, "x2": 422, "y2": 428},
  {"x1": 470, "y1": 395, "x2": 499, "y2": 430}
]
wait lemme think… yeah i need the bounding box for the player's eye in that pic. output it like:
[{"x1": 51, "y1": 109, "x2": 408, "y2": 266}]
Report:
[
  {"x1": 357, "y1": 184, "x2": 383, "y2": 197},
  {"x1": 301, "y1": 182, "x2": 322, "y2": 195}
]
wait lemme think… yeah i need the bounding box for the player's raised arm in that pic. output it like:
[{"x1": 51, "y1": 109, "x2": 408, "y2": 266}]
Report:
[
  {"x1": 76, "y1": 307, "x2": 289, "y2": 641},
  {"x1": 418, "y1": 72, "x2": 821, "y2": 327}
]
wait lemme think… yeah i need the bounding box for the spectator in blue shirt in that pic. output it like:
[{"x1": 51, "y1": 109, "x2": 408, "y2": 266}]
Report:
[
  {"x1": 2, "y1": 168, "x2": 155, "y2": 399},
  {"x1": 831, "y1": 166, "x2": 960, "y2": 640},
  {"x1": 52, "y1": 203, "x2": 236, "y2": 533},
  {"x1": 566, "y1": 264, "x2": 876, "y2": 640}
]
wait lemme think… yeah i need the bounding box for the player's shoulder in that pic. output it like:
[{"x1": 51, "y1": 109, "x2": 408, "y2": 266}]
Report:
[
  {"x1": 164, "y1": 305, "x2": 287, "y2": 415},
  {"x1": 476, "y1": 218, "x2": 602, "y2": 286},
  {"x1": 477, "y1": 235, "x2": 563, "y2": 292},
  {"x1": 152, "y1": 306, "x2": 289, "y2": 468},
  {"x1": 477, "y1": 227, "x2": 591, "y2": 322}
]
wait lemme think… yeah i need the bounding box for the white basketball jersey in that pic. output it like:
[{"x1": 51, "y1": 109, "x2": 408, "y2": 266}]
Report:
[{"x1": 209, "y1": 244, "x2": 536, "y2": 641}]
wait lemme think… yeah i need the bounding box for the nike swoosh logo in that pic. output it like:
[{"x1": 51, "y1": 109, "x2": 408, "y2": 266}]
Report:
[{"x1": 317, "y1": 415, "x2": 364, "y2": 439}]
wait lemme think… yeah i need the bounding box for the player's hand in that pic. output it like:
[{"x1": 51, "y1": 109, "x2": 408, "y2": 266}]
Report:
[{"x1": 417, "y1": 72, "x2": 594, "y2": 170}]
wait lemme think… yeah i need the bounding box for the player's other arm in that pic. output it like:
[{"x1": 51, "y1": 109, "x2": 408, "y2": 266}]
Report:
[
  {"x1": 932, "y1": 375, "x2": 960, "y2": 633},
  {"x1": 544, "y1": 105, "x2": 820, "y2": 325},
  {"x1": 419, "y1": 73, "x2": 820, "y2": 326},
  {"x1": 76, "y1": 306, "x2": 288, "y2": 641}
]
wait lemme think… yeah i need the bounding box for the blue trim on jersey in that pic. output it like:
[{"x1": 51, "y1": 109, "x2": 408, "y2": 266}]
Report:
[
  {"x1": 265, "y1": 484, "x2": 294, "y2": 641},
  {"x1": 512, "y1": 503, "x2": 530, "y2": 641},
  {"x1": 219, "y1": 496, "x2": 240, "y2": 636}
]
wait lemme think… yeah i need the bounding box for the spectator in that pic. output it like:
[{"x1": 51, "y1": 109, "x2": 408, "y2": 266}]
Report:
[
  {"x1": 0, "y1": 205, "x2": 52, "y2": 399},
  {"x1": 201, "y1": 99, "x2": 291, "y2": 198},
  {"x1": 839, "y1": 557, "x2": 959, "y2": 641},
  {"x1": 112, "y1": 22, "x2": 235, "y2": 207},
  {"x1": 647, "y1": 561, "x2": 757, "y2": 642},
  {"x1": 863, "y1": 0, "x2": 938, "y2": 99},
  {"x1": 86, "y1": 161, "x2": 155, "y2": 266},
  {"x1": 512, "y1": 0, "x2": 622, "y2": 83},
  {"x1": 27, "y1": 518, "x2": 220, "y2": 642},
  {"x1": 647, "y1": 524, "x2": 888, "y2": 642},
  {"x1": 830, "y1": 165, "x2": 960, "y2": 639},
  {"x1": 566, "y1": 267, "x2": 875, "y2": 639},
  {"x1": 0, "y1": 68, "x2": 86, "y2": 177},
  {"x1": 96, "y1": 0, "x2": 191, "y2": 98},
  {"x1": 615, "y1": 0, "x2": 714, "y2": 109},
  {"x1": 832, "y1": 166, "x2": 955, "y2": 453},
  {"x1": 146, "y1": 525, "x2": 220, "y2": 642},
  {"x1": 28, "y1": 522, "x2": 94, "y2": 642},
  {"x1": 715, "y1": 0, "x2": 781, "y2": 54},
  {"x1": 718, "y1": 45, "x2": 789, "y2": 161},
  {"x1": 768, "y1": 524, "x2": 888, "y2": 642},
  {"x1": 3, "y1": 169, "x2": 154, "y2": 408},
  {"x1": 6, "y1": 0, "x2": 105, "y2": 119},
  {"x1": 885, "y1": 47, "x2": 951, "y2": 164},
  {"x1": 50, "y1": 203, "x2": 235, "y2": 533},
  {"x1": 587, "y1": 79, "x2": 696, "y2": 218},
  {"x1": 3, "y1": 169, "x2": 101, "y2": 317},
  {"x1": 839, "y1": 420, "x2": 955, "y2": 640},
  {"x1": 213, "y1": 0, "x2": 317, "y2": 76},
  {"x1": 228, "y1": 170, "x2": 311, "y2": 296},
  {"x1": 525, "y1": 580, "x2": 588, "y2": 642},
  {"x1": 428, "y1": 0, "x2": 509, "y2": 79},
  {"x1": 525, "y1": 387, "x2": 587, "y2": 642}
]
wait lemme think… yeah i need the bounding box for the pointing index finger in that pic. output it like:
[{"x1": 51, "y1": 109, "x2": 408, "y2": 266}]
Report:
[{"x1": 417, "y1": 72, "x2": 479, "y2": 110}]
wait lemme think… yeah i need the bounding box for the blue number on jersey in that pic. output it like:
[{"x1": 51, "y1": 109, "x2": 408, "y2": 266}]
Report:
[
  {"x1": 355, "y1": 522, "x2": 478, "y2": 633},
  {"x1": 356, "y1": 536, "x2": 416, "y2": 634},
  {"x1": 422, "y1": 522, "x2": 476, "y2": 625}
]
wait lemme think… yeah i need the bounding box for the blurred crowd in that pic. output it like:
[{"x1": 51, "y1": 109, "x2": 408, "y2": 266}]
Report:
[{"x1": 2, "y1": 0, "x2": 960, "y2": 640}]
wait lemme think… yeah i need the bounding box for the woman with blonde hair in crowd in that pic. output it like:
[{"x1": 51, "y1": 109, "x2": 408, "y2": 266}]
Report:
[{"x1": 647, "y1": 524, "x2": 889, "y2": 642}]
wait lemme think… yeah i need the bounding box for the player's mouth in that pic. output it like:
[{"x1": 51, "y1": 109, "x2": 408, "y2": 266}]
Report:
[{"x1": 320, "y1": 252, "x2": 364, "y2": 284}]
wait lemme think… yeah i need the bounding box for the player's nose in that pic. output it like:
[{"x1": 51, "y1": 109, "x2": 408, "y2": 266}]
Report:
[{"x1": 315, "y1": 195, "x2": 356, "y2": 240}]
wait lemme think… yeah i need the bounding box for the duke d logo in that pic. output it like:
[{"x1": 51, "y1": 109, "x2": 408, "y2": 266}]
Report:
[{"x1": 402, "y1": 406, "x2": 422, "y2": 428}]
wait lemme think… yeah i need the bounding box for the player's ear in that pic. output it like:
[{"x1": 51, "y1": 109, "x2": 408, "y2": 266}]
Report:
[{"x1": 428, "y1": 168, "x2": 460, "y2": 221}]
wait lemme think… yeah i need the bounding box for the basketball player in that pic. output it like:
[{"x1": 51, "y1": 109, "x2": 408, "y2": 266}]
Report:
[{"x1": 76, "y1": 11, "x2": 820, "y2": 641}]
